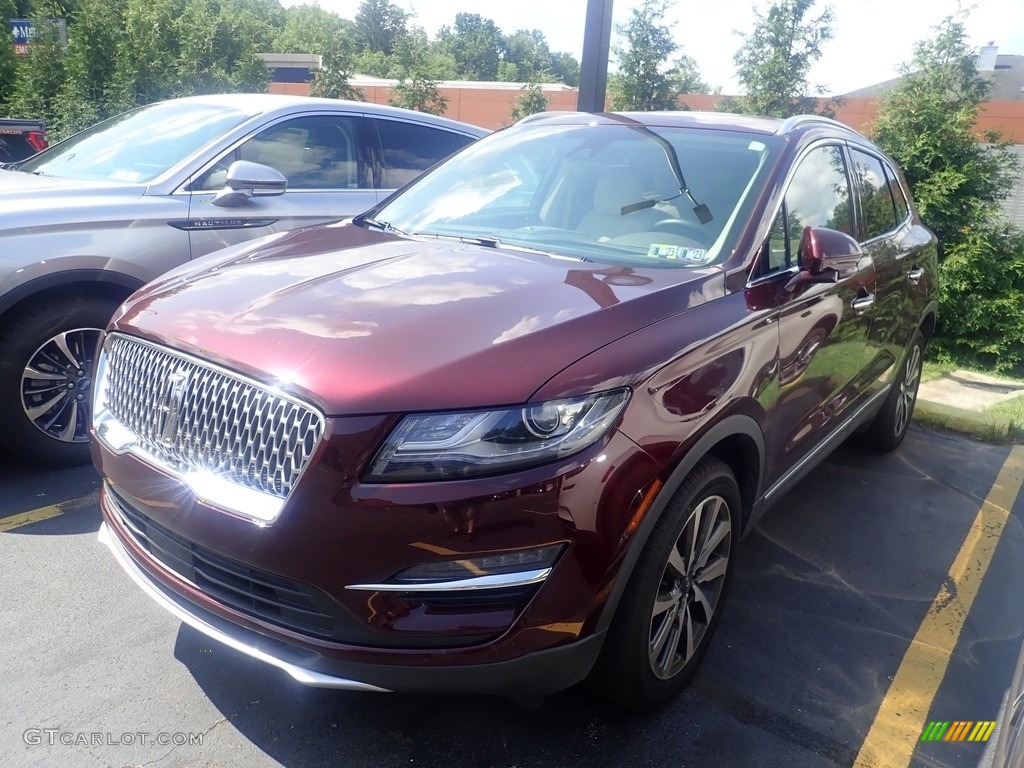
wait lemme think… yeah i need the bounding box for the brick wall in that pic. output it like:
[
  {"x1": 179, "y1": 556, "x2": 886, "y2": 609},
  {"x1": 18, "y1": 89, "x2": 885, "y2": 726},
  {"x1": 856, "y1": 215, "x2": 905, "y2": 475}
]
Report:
[{"x1": 269, "y1": 81, "x2": 1024, "y2": 142}]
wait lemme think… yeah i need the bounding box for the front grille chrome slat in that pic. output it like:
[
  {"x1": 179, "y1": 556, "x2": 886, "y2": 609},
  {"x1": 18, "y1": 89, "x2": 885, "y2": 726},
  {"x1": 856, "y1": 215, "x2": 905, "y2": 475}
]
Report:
[{"x1": 101, "y1": 334, "x2": 325, "y2": 503}]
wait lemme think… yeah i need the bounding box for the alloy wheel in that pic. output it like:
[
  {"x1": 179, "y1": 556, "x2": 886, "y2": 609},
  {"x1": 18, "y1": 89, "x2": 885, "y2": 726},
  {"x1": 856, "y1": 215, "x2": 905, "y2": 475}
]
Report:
[
  {"x1": 649, "y1": 494, "x2": 733, "y2": 680},
  {"x1": 20, "y1": 327, "x2": 102, "y2": 443},
  {"x1": 893, "y1": 343, "x2": 922, "y2": 438}
]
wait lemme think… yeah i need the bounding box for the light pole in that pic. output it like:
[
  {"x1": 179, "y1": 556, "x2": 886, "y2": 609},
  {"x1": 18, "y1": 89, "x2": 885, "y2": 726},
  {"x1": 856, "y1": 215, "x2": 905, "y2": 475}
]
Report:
[{"x1": 576, "y1": 0, "x2": 613, "y2": 112}]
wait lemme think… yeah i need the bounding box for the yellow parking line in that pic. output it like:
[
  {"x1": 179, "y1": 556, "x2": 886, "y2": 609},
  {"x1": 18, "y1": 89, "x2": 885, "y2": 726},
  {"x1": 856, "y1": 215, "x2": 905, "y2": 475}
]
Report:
[
  {"x1": 853, "y1": 445, "x2": 1024, "y2": 768},
  {"x1": 0, "y1": 490, "x2": 99, "y2": 533}
]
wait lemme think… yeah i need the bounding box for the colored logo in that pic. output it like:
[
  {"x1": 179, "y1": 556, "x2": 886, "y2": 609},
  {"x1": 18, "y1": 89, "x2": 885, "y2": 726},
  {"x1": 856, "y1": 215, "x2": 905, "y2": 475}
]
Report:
[{"x1": 920, "y1": 721, "x2": 997, "y2": 742}]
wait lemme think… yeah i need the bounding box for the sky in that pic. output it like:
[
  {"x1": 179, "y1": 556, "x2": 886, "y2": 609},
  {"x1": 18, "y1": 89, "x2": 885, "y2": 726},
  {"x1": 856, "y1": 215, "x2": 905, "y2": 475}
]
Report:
[{"x1": 286, "y1": 0, "x2": 1024, "y2": 95}]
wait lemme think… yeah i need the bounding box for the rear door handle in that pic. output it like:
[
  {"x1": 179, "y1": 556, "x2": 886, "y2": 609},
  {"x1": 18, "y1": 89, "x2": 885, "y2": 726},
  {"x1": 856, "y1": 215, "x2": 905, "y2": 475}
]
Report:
[
  {"x1": 908, "y1": 267, "x2": 925, "y2": 286},
  {"x1": 852, "y1": 294, "x2": 874, "y2": 314}
]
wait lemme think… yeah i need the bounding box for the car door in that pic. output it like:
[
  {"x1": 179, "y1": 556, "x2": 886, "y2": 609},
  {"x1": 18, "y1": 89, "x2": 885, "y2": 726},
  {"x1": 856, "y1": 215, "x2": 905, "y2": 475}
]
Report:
[
  {"x1": 370, "y1": 117, "x2": 473, "y2": 201},
  {"x1": 847, "y1": 147, "x2": 919, "y2": 399},
  {"x1": 756, "y1": 143, "x2": 877, "y2": 478},
  {"x1": 183, "y1": 113, "x2": 378, "y2": 258}
]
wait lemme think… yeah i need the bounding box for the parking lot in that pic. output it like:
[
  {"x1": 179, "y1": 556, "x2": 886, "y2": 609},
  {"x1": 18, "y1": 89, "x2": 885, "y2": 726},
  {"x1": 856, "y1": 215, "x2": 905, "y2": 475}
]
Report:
[{"x1": 2, "y1": 425, "x2": 1022, "y2": 768}]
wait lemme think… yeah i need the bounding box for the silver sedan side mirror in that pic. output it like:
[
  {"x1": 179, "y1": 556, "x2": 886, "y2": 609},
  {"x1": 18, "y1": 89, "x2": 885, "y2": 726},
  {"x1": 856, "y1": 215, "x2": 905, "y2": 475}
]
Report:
[{"x1": 213, "y1": 160, "x2": 287, "y2": 207}]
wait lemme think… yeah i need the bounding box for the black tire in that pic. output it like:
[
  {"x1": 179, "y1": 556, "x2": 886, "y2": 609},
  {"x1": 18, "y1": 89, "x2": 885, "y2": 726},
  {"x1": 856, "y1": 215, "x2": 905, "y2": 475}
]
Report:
[
  {"x1": 589, "y1": 456, "x2": 741, "y2": 711},
  {"x1": 856, "y1": 330, "x2": 924, "y2": 453},
  {"x1": 0, "y1": 294, "x2": 121, "y2": 466}
]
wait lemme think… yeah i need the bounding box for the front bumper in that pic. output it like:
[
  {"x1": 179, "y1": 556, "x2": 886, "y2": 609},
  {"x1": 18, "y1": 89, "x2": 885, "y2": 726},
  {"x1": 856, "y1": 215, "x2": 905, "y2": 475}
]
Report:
[{"x1": 98, "y1": 520, "x2": 605, "y2": 696}]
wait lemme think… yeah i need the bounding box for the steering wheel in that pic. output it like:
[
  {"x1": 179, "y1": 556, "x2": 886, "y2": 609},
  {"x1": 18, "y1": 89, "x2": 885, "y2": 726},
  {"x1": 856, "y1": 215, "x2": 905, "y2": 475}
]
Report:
[{"x1": 651, "y1": 218, "x2": 707, "y2": 246}]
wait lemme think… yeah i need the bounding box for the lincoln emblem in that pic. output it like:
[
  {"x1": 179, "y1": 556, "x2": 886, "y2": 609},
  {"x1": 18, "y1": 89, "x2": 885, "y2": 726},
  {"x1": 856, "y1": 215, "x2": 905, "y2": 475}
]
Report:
[{"x1": 159, "y1": 372, "x2": 188, "y2": 444}]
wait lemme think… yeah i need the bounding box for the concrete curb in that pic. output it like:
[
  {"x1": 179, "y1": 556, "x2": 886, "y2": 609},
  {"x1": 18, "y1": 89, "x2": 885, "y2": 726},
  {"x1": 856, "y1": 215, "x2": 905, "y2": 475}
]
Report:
[{"x1": 912, "y1": 399, "x2": 1012, "y2": 442}]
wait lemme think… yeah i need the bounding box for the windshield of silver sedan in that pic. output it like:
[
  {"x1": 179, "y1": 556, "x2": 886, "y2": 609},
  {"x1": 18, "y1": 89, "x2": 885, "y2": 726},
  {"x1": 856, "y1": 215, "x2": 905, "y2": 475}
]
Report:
[
  {"x1": 18, "y1": 102, "x2": 252, "y2": 183},
  {"x1": 371, "y1": 123, "x2": 779, "y2": 268}
]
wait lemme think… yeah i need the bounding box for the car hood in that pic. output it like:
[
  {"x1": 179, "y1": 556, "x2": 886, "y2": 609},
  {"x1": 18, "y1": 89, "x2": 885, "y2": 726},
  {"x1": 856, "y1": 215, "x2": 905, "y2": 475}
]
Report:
[
  {"x1": 111, "y1": 223, "x2": 720, "y2": 415},
  {"x1": 0, "y1": 170, "x2": 144, "y2": 226}
]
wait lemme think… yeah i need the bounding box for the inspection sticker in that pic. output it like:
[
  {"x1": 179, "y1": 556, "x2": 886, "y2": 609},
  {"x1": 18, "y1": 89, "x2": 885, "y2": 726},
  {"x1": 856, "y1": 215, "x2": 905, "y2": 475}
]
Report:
[{"x1": 647, "y1": 244, "x2": 713, "y2": 264}]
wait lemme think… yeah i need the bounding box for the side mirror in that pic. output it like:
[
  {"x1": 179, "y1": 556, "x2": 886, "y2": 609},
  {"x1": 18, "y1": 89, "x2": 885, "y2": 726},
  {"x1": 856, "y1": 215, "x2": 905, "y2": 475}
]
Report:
[
  {"x1": 213, "y1": 160, "x2": 287, "y2": 208},
  {"x1": 785, "y1": 226, "x2": 864, "y2": 292}
]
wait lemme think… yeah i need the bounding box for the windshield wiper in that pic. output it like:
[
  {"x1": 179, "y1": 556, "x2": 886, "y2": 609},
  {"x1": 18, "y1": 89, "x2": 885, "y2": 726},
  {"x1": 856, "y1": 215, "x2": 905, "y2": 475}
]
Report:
[
  {"x1": 605, "y1": 116, "x2": 714, "y2": 225},
  {"x1": 413, "y1": 232, "x2": 554, "y2": 256},
  {"x1": 353, "y1": 215, "x2": 407, "y2": 236}
]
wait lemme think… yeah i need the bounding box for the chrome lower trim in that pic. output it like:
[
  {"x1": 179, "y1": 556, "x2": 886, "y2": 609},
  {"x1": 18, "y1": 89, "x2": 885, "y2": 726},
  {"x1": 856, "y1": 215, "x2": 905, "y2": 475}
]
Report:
[
  {"x1": 346, "y1": 568, "x2": 552, "y2": 592},
  {"x1": 98, "y1": 522, "x2": 390, "y2": 692},
  {"x1": 93, "y1": 416, "x2": 285, "y2": 524},
  {"x1": 762, "y1": 385, "x2": 890, "y2": 502}
]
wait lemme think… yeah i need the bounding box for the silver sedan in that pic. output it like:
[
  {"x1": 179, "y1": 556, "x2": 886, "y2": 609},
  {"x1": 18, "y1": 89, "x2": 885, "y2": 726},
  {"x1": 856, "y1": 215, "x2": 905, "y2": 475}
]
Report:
[{"x1": 0, "y1": 94, "x2": 486, "y2": 465}]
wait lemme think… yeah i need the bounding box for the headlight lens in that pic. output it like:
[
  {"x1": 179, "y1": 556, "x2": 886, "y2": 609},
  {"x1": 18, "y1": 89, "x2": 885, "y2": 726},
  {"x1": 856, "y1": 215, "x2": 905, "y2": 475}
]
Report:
[{"x1": 367, "y1": 389, "x2": 630, "y2": 482}]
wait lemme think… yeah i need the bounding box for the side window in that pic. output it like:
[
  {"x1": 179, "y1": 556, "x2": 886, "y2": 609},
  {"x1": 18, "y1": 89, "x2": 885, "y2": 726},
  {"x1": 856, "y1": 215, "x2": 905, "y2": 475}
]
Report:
[
  {"x1": 761, "y1": 208, "x2": 793, "y2": 274},
  {"x1": 375, "y1": 119, "x2": 466, "y2": 189},
  {"x1": 883, "y1": 161, "x2": 910, "y2": 224},
  {"x1": 850, "y1": 148, "x2": 898, "y2": 241},
  {"x1": 191, "y1": 115, "x2": 364, "y2": 191},
  {"x1": 785, "y1": 145, "x2": 854, "y2": 259}
]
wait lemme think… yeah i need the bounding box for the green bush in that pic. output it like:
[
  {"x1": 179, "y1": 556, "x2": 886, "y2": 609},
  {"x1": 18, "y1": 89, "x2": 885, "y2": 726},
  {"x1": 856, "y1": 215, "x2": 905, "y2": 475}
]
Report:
[{"x1": 931, "y1": 224, "x2": 1024, "y2": 375}]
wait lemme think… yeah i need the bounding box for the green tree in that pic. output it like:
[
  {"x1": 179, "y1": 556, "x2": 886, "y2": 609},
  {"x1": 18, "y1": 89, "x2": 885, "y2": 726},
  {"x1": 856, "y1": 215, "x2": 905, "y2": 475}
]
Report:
[
  {"x1": 8, "y1": 1, "x2": 67, "y2": 129},
  {"x1": 729, "y1": 0, "x2": 839, "y2": 118},
  {"x1": 353, "y1": 0, "x2": 407, "y2": 56},
  {"x1": 501, "y1": 29, "x2": 548, "y2": 81},
  {"x1": 509, "y1": 78, "x2": 548, "y2": 122},
  {"x1": 0, "y1": 0, "x2": 20, "y2": 111},
  {"x1": 274, "y1": 4, "x2": 354, "y2": 58},
  {"x1": 549, "y1": 51, "x2": 580, "y2": 87},
  {"x1": 173, "y1": 0, "x2": 279, "y2": 96},
  {"x1": 669, "y1": 53, "x2": 708, "y2": 95},
  {"x1": 438, "y1": 12, "x2": 503, "y2": 81},
  {"x1": 870, "y1": 14, "x2": 1021, "y2": 373},
  {"x1": 871, "y1": 15, "x2": 1017, "y2": 253},
  {"x1": 388, "y1": 27, "x2": 447, "y2": 115},
  {"x1": 931, "y1": 226, "x2": 1024, "y2": 373},
  {"x1": 51, "y1": 0, "x2": 125, "y2": 136},
  {"x1": 310, "y1": 39, "x2": 364, "y2": 101},
  {"x1": 107, "y1": 0, "x2": 185, "y2": 109},
  {"x1": 609, "y1": 0, "x2": 699, "y2": 111}
]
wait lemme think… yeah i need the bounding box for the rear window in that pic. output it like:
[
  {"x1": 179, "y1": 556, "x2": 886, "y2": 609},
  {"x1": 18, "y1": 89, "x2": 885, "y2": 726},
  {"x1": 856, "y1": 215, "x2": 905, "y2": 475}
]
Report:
[{"x1": 375, "y1": 119, "x2": 468, "y2": 188}]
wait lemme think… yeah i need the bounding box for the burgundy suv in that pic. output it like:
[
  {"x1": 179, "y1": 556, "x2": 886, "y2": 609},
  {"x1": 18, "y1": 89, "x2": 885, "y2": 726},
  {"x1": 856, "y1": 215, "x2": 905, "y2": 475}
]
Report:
[{"x1": 91, "y1": 111, "x2": 937, "y2": 710}]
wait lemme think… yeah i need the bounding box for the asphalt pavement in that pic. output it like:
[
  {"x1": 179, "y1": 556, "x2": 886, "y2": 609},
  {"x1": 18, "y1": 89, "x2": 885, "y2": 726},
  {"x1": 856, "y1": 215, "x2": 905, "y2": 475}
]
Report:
[{"x1": 2, "y1": 425, "x2": 1022, "y2": 768}]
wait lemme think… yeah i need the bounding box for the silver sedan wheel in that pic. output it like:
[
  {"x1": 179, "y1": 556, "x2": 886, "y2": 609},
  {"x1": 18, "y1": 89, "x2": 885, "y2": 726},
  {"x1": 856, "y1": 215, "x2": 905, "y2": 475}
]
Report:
[
  {"x1": 20, "y1": 327, "x2": 102, "y2": 443},
  {"x1": 649, "y1": 494, "x2": 733, "y2": 680},
  {"x1": 893, "y1": 343, "x2": 922, "y2": 438}
]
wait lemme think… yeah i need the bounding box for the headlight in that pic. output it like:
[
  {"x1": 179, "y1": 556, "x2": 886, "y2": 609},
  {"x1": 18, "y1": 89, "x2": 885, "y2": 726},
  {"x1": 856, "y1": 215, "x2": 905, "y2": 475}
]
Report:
[{"x1": 366, "y1": 389, "x2": 631, "y2": 482}]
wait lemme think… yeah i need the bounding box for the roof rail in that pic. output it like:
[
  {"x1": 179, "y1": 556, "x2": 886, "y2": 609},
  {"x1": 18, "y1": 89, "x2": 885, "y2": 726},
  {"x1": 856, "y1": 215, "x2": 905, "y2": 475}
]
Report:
[
  {"x1": 778, "y1": 113, "x2": 852, "y2": 134},
  {"x1": 515, "y1": 110, "x2": 584, "y2": 125}
]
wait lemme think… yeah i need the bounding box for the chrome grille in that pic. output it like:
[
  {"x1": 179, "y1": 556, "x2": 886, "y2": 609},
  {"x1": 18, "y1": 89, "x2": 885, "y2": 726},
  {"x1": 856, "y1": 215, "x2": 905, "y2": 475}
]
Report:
[{"x1": 102, "y1": 334, "x2": 325, "y2": 498}]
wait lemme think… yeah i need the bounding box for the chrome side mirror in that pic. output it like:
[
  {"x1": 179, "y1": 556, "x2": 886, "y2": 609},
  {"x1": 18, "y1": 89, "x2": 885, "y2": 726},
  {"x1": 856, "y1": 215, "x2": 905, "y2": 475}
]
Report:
[{"x1": 213, "y1": 160, "x2": 287, "y2": 208}]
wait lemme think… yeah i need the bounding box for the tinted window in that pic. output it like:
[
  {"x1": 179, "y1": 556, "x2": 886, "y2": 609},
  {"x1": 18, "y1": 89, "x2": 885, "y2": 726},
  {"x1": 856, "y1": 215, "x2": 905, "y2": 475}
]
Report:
[
  {"x1": 884, "y1": 161, "x2": 910, "y2": 223},
  {"x1": 850, "y1": 148, "x2": 898, "y2": 241},
  {"x1": 193, "y1": 115, "x2": 364, "y2": 191},
  {"x1": 376, "y1": 119, "x2": 466, "y2": 188},
  {"x1": 785, "y1": 145, "x2": 853, "y2": 245}
]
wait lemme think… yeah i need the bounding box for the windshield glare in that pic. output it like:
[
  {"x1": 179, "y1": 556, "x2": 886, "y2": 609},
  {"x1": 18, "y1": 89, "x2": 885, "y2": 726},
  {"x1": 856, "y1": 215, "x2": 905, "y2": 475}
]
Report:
[
  {"x1": 375, "y1": 123, "x2": 779, "y2": 268},
  {"x1": 19, "y1": 102, "x2": 253, "y2": 183}
]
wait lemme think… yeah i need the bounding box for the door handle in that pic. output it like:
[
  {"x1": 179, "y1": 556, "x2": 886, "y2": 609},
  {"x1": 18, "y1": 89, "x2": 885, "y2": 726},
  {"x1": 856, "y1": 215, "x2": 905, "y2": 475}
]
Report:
[
  {"x1": 908, "y1": 267, "x2": 925, "y2": 286},
  {"x1": 851, "y1": 294, "x2": 875, "y2": 314}
]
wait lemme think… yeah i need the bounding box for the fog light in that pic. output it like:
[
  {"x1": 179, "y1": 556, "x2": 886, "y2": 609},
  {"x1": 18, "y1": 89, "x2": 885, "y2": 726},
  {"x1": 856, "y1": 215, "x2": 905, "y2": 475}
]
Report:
[
  {"x1": 397, "y1": 544, "x2": 564, "y2": 583},
  {"x1": 345, "y1": 544, "x2": 564, "y2": 592}
]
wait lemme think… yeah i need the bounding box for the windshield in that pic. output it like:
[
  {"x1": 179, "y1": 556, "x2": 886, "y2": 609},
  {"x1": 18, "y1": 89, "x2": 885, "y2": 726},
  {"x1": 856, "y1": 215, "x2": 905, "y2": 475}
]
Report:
[
  {"x1": 19, "y1": 101, "x2": 253, "y2": 183},
  {"x1": 372, "y1": 122, "x2": 780, "y2": 268}
]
